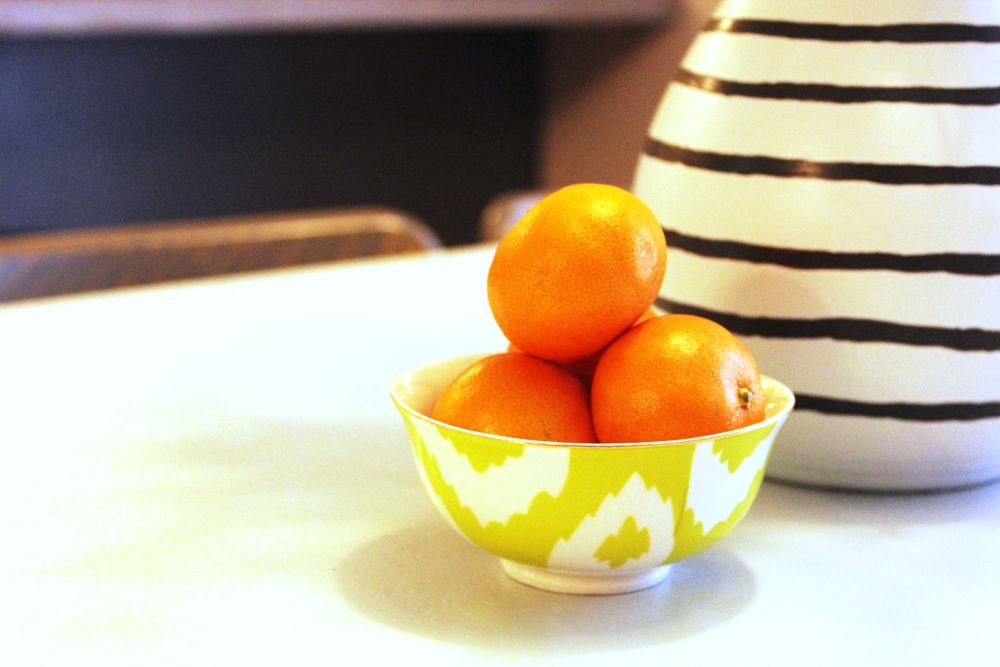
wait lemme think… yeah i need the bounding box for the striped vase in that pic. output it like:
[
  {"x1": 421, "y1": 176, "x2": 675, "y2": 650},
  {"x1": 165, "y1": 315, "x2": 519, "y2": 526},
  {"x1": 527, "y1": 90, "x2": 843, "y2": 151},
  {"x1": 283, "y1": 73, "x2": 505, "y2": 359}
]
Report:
[{"x1": 633, "y1": 0, "x2": 1000, "y2": 490}]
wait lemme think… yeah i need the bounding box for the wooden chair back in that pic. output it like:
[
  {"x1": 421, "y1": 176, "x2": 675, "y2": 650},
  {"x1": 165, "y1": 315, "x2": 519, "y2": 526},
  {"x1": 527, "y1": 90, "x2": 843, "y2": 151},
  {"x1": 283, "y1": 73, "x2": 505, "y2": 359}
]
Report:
[
  {"x1": 478, "y1": 189, "x2": 548, "y2": 241},
  {"x1": 0, "y1": 207, "x2": 442, "y2": 302}
]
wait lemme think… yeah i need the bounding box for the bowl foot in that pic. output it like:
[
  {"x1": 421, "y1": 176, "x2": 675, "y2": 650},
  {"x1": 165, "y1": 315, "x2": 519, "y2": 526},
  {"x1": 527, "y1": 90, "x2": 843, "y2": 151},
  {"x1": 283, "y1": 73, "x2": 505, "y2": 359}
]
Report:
[{"x1": 501, "y1": 560, "x2": 672, "y2": 595}]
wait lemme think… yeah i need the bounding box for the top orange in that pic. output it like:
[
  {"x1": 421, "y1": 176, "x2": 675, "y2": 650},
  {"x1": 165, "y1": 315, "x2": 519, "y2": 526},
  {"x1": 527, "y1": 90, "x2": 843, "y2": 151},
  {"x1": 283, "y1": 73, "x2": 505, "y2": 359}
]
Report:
[{"x1": 486, "y1": 183, "x2": 667, "y2": 363}]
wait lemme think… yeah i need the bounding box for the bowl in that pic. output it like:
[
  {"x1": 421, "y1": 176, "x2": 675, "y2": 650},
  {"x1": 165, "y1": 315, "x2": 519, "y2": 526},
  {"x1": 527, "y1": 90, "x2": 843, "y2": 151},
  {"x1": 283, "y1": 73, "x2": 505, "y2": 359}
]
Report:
[{"x1": 390, "y1": 354, "x2": 795, "y2": 595}]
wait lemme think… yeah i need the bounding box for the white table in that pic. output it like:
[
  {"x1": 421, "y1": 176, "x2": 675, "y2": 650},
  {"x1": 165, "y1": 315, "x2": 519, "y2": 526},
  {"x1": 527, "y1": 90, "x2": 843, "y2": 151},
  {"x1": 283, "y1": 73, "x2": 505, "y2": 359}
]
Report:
[{"x1": 1, "y1": 245, "x2": 996, "y2": 666}]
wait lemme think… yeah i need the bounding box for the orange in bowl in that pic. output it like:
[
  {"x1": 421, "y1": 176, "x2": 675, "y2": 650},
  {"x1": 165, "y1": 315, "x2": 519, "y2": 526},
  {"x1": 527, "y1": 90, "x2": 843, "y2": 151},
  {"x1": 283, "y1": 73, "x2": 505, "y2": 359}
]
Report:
[
  {"x1": 487, "y1": 183, "x2": 667, "y2": 363},
  {"x1": 431, "y1": 352, "x2": 595, "y2": 443},
  {"x1": 592, "y1": 314, "x2": 766, "y2": 443}
]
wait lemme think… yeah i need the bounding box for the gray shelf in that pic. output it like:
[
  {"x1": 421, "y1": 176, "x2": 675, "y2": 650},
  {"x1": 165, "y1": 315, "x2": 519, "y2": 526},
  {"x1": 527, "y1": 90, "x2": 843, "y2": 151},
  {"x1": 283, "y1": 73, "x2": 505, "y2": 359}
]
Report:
[{"x1": 1, "y1": 0, "x2": 674, "y2": 36}]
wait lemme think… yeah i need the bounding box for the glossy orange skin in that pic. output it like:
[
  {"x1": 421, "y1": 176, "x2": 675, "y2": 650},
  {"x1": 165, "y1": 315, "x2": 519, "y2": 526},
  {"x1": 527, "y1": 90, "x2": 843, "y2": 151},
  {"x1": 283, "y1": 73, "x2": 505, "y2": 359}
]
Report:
[
  {"x1": 591, "y1": 314, "x2": 765, "y2": 443},
  {"x1": 431, "y1": 353, "x2": 597, "y2": 443},
  {"x1": 508, "y1": 306, "x2": 661, "y2": 386},
  {"x1": 487, "y1": 184, "x2": 667, "y2": 363}
]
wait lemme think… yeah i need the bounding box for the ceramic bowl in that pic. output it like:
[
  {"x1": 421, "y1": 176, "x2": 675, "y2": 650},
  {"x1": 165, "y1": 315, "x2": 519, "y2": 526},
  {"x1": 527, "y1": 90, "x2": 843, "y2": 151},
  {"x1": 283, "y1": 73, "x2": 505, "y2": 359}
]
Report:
[{"x1": 390, "y1": 354, "x2": 795, "y2": 595}]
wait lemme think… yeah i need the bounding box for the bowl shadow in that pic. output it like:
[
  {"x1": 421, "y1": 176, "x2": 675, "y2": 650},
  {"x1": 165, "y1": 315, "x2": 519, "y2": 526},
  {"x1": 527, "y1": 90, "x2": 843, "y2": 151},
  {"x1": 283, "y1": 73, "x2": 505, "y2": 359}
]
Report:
[
  {"x1": 335, "y1": 519, "x2": 756, "y2": 654},
  {"x1": 751, "y1": 475, "x2": 1000, "y2": 527}
]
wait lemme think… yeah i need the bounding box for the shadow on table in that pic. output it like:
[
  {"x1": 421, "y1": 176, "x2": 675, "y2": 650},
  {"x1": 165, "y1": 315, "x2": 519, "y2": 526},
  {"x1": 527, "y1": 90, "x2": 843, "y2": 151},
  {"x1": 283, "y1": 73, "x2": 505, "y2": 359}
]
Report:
[
  {"x1": 751, "y1": 476, "x2": 1000, "y2": 527},
  {"x1": 335, "y1": 520, "x2": 755, "y2": 653}
]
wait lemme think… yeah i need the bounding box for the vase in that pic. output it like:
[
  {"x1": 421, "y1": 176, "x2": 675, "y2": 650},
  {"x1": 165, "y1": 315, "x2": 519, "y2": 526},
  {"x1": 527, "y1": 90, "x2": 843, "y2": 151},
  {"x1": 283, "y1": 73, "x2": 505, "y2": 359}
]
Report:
[{"x1": 633, "y1": 0, "x2": 1000, "y2": 490}]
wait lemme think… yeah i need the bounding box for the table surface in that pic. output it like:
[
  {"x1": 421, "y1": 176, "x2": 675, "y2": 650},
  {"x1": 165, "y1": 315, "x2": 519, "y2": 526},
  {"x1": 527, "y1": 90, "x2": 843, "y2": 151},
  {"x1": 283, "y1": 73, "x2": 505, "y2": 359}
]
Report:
[{"x1": 1, "y1": 245, "x2": 997, "y2": 666}]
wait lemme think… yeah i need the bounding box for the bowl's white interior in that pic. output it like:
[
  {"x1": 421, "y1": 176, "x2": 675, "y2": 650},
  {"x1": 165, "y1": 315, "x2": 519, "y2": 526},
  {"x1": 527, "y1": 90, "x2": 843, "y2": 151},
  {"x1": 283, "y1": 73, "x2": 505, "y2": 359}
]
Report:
[{"x1": 391, "y1": 353, "x2": 486, "y2": 416}]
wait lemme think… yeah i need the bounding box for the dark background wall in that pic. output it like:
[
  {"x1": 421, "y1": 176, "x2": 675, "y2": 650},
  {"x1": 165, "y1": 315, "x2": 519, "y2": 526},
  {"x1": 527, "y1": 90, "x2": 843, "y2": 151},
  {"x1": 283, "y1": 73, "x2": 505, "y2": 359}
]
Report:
[{"x1": 0, "y1": 30, "x2": 541, "y2": 246}]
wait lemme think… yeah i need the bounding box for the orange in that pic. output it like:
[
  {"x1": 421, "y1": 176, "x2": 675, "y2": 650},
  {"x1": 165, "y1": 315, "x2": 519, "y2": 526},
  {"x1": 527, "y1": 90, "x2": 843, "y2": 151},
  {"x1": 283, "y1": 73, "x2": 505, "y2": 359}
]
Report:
[
  {"x1": 506, "y1": 306, "x2": 661, "y2": 385},
  {"x1": 564, "y1": 306, "x2": 661, "y2": 385},
  {"x1": 431, "y1": 353, "x2": 597, "y2": 443},
  {"x1": 591, "y1": 314, "x2": 765, "y2": 442},
  {"x1": 487, "y1": 183, "x2": 667, "y2": 363}
]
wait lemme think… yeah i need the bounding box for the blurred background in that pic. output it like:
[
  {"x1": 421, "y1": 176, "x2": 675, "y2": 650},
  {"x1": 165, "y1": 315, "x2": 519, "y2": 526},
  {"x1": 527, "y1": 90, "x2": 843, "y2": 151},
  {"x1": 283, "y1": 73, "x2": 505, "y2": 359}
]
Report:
[{"x1": 0, "y1": 0, "x2": 717, "y2": 247}]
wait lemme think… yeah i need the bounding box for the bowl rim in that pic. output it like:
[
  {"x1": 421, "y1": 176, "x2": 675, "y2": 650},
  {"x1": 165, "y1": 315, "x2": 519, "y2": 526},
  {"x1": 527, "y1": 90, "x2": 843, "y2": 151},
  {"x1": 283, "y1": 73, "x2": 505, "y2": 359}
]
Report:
[{"x1": 389, "y1": 352, "x2": 796, "y2": 449}]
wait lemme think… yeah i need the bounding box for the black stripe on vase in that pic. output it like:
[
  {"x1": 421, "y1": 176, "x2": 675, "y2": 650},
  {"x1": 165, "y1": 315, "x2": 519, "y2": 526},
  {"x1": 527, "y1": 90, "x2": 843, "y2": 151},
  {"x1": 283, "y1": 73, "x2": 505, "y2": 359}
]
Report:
[
  {"x1": 794, "y1": 392, "x2": 1000, "y2": 421},
  {"x1": 663, "y1": 227, "x2": 1000, "y2": 276},
  {"x1": 655, "y1": 298, "x2": 1000, "y2": 352},
  {"x1": 643, "y1": 138, "x2": 1000, "y2": 186},
  {"x1": 704, "y1": 18, "x2": 1000, "y2": 43},
  {"x1": 675, "y1": 68, "x2": 1000, "y2": 106}
]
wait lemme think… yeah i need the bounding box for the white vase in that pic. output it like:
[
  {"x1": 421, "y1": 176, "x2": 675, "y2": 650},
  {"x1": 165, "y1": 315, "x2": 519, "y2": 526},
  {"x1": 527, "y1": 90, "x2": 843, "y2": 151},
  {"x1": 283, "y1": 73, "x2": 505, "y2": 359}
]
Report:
[{"x1": 633, "y1": 0, "x2": 1000, "y2": 490}]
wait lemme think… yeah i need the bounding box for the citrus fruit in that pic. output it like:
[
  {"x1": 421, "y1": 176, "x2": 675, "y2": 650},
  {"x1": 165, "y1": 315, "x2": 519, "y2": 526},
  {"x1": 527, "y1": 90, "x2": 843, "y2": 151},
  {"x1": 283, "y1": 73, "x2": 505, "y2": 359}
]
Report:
[
  {"x1": 591, "y1": 314, "x2": 765, "y2": 442},
  {"x1": 506, "y1": 306, "x2": 661, "y2": 385},
  {"x1": 431, "y1": 352, "x2": 597, "y2": 443},
  {"x1": 487, "y1": 183, "x2": 667, "y2": 363},
  {"x1": 564, "y1": 306, "x2": 661, "y2": 384}
]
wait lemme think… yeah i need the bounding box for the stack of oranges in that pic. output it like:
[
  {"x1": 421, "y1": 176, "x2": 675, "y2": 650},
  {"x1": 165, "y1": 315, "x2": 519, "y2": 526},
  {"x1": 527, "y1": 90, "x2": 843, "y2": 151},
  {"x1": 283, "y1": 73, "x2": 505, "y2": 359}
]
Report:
[{"x1": 431, "y1": 183, "x2": 765, "y2": 444}]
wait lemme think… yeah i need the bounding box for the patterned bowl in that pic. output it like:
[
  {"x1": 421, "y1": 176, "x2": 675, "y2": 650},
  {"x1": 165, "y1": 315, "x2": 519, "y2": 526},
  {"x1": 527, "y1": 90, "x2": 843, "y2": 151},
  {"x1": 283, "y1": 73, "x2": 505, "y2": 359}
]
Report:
[{"x1": 390, "y1": 354, "x2": 795, "y2": 595}]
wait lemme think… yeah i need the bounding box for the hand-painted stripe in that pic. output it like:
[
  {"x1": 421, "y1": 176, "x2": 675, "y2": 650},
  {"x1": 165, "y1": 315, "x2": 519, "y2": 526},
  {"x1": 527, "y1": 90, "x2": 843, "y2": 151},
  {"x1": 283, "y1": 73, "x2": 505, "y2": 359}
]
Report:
[
  {"x1": 643, "y1": 138, "x2": 1000, "y2": 186},
  {"x1": 663, "y1": 227, "x2": 1000, "y2": 276},
  {"x1": 704, "y1": 18, "x2": 1000, "y2": 43},
  {"x1": 794, "y1": 393, "x2": 1000, "y2": 421},
  {"x1": 675, "y1": 68, "x2": 1000, "y2": 105},
  {"x1": 656, "y1": 298, "x2": 1000, "y2": 352}
]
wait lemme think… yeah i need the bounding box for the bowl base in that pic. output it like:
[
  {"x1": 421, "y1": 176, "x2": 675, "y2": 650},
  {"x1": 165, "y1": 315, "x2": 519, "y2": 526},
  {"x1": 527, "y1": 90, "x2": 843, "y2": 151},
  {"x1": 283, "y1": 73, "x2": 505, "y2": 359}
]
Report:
[{"x1": 501, "y1": 560, "x2": 672, "y2": 595}]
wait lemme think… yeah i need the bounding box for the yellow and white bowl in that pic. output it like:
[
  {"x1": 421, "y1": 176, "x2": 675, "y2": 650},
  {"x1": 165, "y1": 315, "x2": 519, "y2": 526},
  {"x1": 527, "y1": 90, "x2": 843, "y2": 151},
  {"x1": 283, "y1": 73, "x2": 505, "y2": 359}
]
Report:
[{"x1": 390, "y1": 354, "x2": 795, "y2": 595}]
